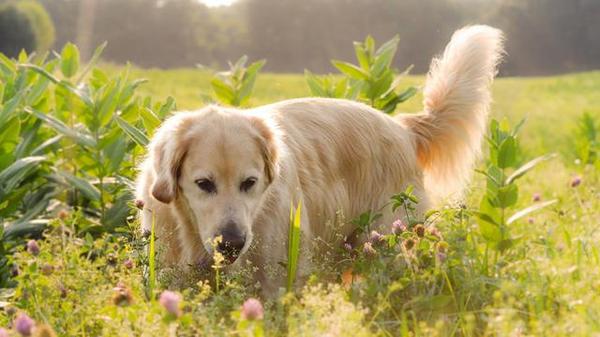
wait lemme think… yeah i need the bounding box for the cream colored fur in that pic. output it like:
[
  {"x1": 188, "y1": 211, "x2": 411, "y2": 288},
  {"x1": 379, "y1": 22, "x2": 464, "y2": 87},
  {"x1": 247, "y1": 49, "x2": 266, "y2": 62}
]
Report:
[{"x1": 136, "y1": 25, "x2": 504, "y2": 294}]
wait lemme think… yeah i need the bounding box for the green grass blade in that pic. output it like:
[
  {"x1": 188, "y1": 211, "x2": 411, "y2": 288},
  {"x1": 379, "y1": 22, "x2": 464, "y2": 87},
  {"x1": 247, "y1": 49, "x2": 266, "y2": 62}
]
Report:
[{"x1": 287, "y1": 201, "x2": 302, "y2": 292}]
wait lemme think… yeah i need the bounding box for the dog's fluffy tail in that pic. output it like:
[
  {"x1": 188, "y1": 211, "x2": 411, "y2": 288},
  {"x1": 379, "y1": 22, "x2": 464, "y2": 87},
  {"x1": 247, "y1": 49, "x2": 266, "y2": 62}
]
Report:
[{"x1": 404, "y1": 25, "x2": 504, "y2": 202}]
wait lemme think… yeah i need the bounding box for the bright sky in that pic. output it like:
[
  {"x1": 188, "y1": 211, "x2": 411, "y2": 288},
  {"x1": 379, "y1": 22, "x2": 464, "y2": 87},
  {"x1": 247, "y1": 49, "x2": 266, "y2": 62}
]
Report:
[{"x1": 200, "y1": 0, "x2": 237, "y2": 7}]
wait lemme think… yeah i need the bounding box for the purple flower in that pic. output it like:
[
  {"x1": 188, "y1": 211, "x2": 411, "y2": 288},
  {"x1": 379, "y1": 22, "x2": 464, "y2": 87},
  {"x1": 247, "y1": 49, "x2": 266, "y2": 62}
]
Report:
[
  {"x1": 571, "y1": 176, "x2": 582, "y2": 188},
  {"x1": 391, "y1": 220, "x2": 407, "y2": 235},
  {"x1": 343, "y1": 242, "x2": 353, "y2": 252},
  {"x1": 134, "y1": 199, "x2": 145, "y2": 210},
  {"x1": 369, "y1": 230, "x2": 384, "y2": 244},
  {"x1": 436, "y1": 252, "x2": 447, "y2": 262},
  {"x1": 241, "y1": 298, "x2": 264, "y2": 320},
  {"x1": 362, "y1": 242, "x2": 377, "y2": 256},
  {"x1": 14, "y1": 313, "x2": 35, "y2": 336},
  {"x1": 159, "y1": 290, "x2": 181, "y2": 317},
  {"x1": 123, "y1": 259, "x2": 134, "y2": 269},
  {"x1": 26, "y1": 240, "x2": 39, "y2": 256},
  {"x1": 532, "y1": 193, "x2": 541, "y2": 202}
]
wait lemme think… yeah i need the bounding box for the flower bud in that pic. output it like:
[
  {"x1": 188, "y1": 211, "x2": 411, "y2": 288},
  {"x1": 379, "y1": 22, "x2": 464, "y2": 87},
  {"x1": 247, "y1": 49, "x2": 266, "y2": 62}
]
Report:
[
  {"x1": 532, "y1": 193, "x2": 541, "y2": 202},
  {"x1": 26, "y1": 240, "x2": 40, "y2": 256},
  {"x1": 413, "y1": 224, "x2": 425, "y2": 238},
  {"x1": 159, "y1": 290, "x2": 182, "y2": 317},
  {"x1": 14, "y1": 313, "x2": 35, "y2": 336},
  {"x1": 241, "y1": 298, "x2": 264, "y2": 320},
  {"x1": 134, "y1": 199, "x2": 145, "y2": 210},
  {"x1": 391, "y1": 220, "x2": 406, "y2": 235},
  {"x1": 123, "y1": 259, "x2": 134, "y2": 269},
  {"x1": 362, "y1": 242, "x2": 377, "y2": 256},
  {"x1": 571, "y1": 176, "x2": 582, "y2": 187},
  {"x1": 369, "y1": 230, "x2": 384, "y2": 244}
]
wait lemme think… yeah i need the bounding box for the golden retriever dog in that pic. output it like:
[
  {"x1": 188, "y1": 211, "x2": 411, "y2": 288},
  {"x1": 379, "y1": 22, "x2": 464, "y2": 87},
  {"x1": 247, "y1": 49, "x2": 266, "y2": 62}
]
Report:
[{"x1": 136, "y1": 25, "x2": 504, "y2": 294}]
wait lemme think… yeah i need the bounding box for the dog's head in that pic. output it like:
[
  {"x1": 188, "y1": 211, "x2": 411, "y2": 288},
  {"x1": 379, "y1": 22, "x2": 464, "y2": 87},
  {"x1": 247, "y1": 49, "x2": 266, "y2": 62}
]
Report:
[{"x1": 149, "y1": 106, "x2": 279, "y2": 263}]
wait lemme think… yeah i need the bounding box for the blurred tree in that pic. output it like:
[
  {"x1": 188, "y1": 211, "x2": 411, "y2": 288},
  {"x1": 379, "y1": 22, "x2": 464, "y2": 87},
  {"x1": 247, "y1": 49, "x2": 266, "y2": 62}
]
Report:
[{"x1": 0, "y1": 0, "x2": 55, "y2": 57}]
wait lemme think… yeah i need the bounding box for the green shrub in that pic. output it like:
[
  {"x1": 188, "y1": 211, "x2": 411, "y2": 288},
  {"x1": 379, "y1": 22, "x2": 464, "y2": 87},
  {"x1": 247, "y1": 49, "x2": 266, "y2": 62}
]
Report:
[{"x1": 0, "y1": 1, "x2": 55, "y2": 57}]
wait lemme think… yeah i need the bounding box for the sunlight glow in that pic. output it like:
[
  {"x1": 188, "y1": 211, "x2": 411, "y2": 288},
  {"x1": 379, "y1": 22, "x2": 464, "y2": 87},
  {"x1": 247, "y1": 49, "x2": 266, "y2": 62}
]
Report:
[{"x1": 200, "y1": 0, "x2": 237, "y2": 7}]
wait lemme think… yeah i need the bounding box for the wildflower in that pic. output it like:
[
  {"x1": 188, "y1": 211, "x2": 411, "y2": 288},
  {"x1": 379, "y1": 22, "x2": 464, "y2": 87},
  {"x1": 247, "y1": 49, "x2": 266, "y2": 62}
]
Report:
[
  {"x1": 14, "y1": 312, "x2": 35, "y2": 336},
  {"x1": 0, "y1": 328, "x2": 8, "y2": 337},
  {"x1": 528, "y1": 217, "x2": 534, "y2": 224},
  {"x1": 106, "y1": 253, "x2": 117, "y2": 266},
  {"x1": 123, "y1": 259, "x2": 134, "y2": 269},
  {"x1": 391, "y1": 219, "x2": 406, "y2": 235},
  {"x1": 26, "y1": 240, "x2": 40, "y2": 256},
  {"x1": 403, "y1": 238, "x2": 416, "y2": 250},
  {"x1": 428, "y1": 227, "x2": 442, "y2": 239},
  {"x1": 362, "y1": 242, "x2": 376, "y2": 256},
  {"x1": 369, "y1": 230, "x2": 384, "y2": 244},
  {"x1": 532, "y1": 193, "x2": 541, "y2": 202},
  {"x1": 112, "y1": 282, "x2": 133, "y2": 306},
  {"x1": 241, "y1": 298, "x2": 264, "y2": 320},
  {"x1": 57, "y1": 210, "x2": 69, "y2": 220},
  {"x1": 570, "y1": 176, "x2": 582, "y2": 187},
  {"x1": 134, "y1": 199, "x2": 145, "y2": 210},
  {"x1": 40, "y1": 264, "x2": 53, "y2": 276},
  {"x1": 343, "y1": 242, "x2": 352, "y2": 252},
  {"x1": 159, "y1": 290, "x2": 182, "y2": 317},
  {"x1": 436, "y1": 252, "x2": 447, "y2": 262},
  {"x1": 33, "y1": 324, "x2": 57, "y2": 337},
  {"x1": 413, "y1": 224, "x2": 425, "y2": 238}
]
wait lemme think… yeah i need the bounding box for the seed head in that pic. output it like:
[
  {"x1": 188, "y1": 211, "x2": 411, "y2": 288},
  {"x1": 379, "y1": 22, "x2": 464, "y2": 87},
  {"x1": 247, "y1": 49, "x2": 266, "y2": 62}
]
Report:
[
  {"x1": 532, "y1": 193, "x2": 541, "y2": 202},
  {"x1": 106, "y1": 253, "x2": 117, "y2": 266},
  {"x1": 241, "y1": 298, "x2": 264, "y2": 320},
  {"x1": 391, "y1": 220, "x2": 407, "y2": 235},
  {"x1": 403, "y1": 238, "x2": 416, "y2": 250},
  {"x1": 14, "y1": 312, "x2": 35, "y2": 336},
  {"x1": 26, "y1": 240, "x2": 40, "y2": 256},
  {"x1": 159, "y1": 290, "x2": 182, "y2": 317},
  {"x1": 112, "y1": 282, "x2": 133, "y2": 306},
  {"x1": 570, "y1": 176, "x2": 582, "y2": 187},
  {"x1": 413, "y1": 224, "x2": 425, "y2": 238}
]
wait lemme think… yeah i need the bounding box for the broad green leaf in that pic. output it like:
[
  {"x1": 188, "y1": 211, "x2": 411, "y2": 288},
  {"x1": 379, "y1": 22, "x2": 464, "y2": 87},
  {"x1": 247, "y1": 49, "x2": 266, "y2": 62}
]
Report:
[
  {"x1": 19, "y1": 64, "x2": 93, "y2": 107},
  {"x1": 58, "y1": 170, "x2": 101, "y2": 201},
  {"x1": 372, "y1": 35, "x2": 399, "y2": 76},
  {"x1": 157, "y1": 96, "x2": 175, "y2": 118},
  {"x1": 0, "y1": 156, "x2": 46, "y2": 192},
  {"x1": 496, "y1": 184, "x2": 518, "y2": 208},
  {"x1": 60, "y1": 43, "x2": 80, "y2": 78},
  {"x1": 116, "y1": 117, "x2": 149, "y2": 147},
  {"x1": 211, "y1": 78, "x2": 235, "y2": 104},
  {"x1": 497, "y1": 136, "x2": 518, "y2": 168},
  {"x1": 332, "y1": 60, "x2": 369, "y2": 80},
  {"x1": 238, "y1": 59, "x2": 265, "y2": 105},
  {"x1": 97, "y1": 80, "x2": 120, "y2": 127},
  {"x1": 506, "y1": 153, "x2": 556, "y2": 184},
  {"x1": 474, "y1": 211, "x2": 503, "y2": 243},
  {"x1": 507, "y1": 200, "x2": 557, "y2": 225},
  {"x1": 396, "y1": 86, "x2": 417, "y2": 103}
]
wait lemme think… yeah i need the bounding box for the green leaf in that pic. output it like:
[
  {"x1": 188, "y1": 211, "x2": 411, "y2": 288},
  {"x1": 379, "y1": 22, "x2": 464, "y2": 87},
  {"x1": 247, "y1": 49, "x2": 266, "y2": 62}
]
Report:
[
  {"x1": 116, "y1": 117, "x2": 149, "y2": 147},
  {"x1": 506, "y1": 153, "x2": 556, "y2": 184},
  {"x1": 372, "y1": 35, "x2": 399, "y2": 76},
  {"x1": 25, "y1": 107, "x2": 96, "y2": 148},
  {"x1": 0, "y1": 156, "x2": 46, "y2": 192},
  {"x1": 211, "y1": 78, "x2": 235, "y2": 105},
  {"x1": 238, "y1": 59, "x2": 265, "y2": 105},
  {"x1": 57, "y1": 170, "x2": 101, "y2": 201},
  {"x1": 474, "y1": 211, "x2": 503, "y2": 243},
  {"x1": 19, "y1": 64, "x2": 94, "y2": 107},
  {"x1": 353, "y1": 42, "x2": 370, "y2": 70},
  {"x1": 60, "y1": 43, "x2": 80, "y2": 78},
  {"x1": 496, "y1": 184, "x2": 518, "y2": 208},
  {"x1": 139, "y1": 107, "x2": 162, "y2": 135},
  {"x1": 305, "y1": 70, "x2": 326, "y2": 97},
  {"x1": 76, "y1": 41, "x2": 107, "y2": 83},
  {"x1": 497, "y1": 136, "x2": 518, "y2": 168},
  {"x1": 507, "y1": 200, "x2": 557, "y2": 225},
  {"x1": 157, "y1": 96, "x2": 175, "y2": 118},
  {"x1": 332, "y1": 60, "x2": 369, "y2": 80}
]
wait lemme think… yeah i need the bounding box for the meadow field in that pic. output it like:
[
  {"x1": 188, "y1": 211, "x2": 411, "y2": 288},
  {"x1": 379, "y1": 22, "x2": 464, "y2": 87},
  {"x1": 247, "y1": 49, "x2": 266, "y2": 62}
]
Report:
[{"x1": 0, "y1": 51, "x2": 599, "y2": 336}]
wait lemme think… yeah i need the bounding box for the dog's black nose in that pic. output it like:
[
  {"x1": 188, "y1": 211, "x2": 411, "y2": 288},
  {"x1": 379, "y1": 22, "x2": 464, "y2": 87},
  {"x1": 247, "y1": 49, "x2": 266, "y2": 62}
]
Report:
[{"x1": 216, "y1": 227, "x2": 246, "y2": 260}]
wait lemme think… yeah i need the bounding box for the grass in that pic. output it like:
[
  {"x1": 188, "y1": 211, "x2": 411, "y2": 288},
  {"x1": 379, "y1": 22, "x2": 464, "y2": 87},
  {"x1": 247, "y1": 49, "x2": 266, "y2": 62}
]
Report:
[{"x1": 1, "y1": 66, "x2": 599, "y2": 336}]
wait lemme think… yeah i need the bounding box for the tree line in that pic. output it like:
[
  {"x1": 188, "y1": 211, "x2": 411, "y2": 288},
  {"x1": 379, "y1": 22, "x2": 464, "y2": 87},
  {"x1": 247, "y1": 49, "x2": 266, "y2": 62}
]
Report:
[{"x1": 16, "y1": 0, "x2": 600, "y2": 75}]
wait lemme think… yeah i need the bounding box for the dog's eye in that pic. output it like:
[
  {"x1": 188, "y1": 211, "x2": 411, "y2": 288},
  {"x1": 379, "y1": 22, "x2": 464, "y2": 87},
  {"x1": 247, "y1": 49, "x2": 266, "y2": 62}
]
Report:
[
  {"x1": 195, "y1": 179, "x2": 216, "y2": 194},
  {"x1": 240, "y1": 177, "x2": 257, "y2": 192}
]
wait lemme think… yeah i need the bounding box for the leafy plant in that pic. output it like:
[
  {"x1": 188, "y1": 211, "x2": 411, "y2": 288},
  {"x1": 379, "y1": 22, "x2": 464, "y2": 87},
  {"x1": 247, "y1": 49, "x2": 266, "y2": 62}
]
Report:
[
  {"x1": 210, "y1": 55, "x2": 265, "y2": 106},
  {"x1": 305, "y1": 35, "x2": 416, "y2": 113},
  {"x1": 474, "y1": 119, "x2": 556, "y2": 256}
]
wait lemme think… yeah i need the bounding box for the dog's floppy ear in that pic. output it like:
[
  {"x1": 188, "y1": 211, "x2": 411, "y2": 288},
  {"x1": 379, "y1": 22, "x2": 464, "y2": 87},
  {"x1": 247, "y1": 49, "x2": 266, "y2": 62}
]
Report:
[
  {"x1": 149, "y1": 118, "x2": 189, "y2": 204},
  {"x1": 248, "y1": 116, "x2": 279, "y2": 184}
]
